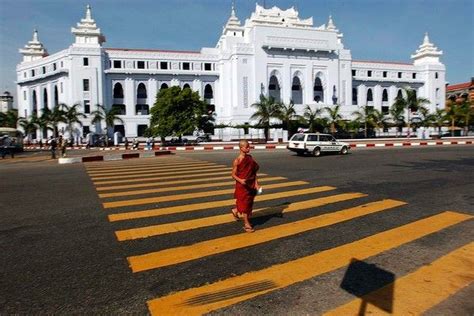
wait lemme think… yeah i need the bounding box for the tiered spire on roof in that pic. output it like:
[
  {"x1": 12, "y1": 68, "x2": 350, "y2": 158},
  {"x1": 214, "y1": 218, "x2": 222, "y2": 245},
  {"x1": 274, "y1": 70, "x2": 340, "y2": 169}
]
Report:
[
  {"x1": 71, "y1": 4, "x2": 106, "y2": 45},
  {"x1": 19, "y1": 29, "x2": 48, "y2": 62},
  {"x1": 325, "y1": 15, "x2": 343, "y2": 44},
  {"x1": 222, "y1": 1, "x2": 244, "y2": 35},
  {"x1": 411, "y1": 33, "x2": 442, "y2": 64}
]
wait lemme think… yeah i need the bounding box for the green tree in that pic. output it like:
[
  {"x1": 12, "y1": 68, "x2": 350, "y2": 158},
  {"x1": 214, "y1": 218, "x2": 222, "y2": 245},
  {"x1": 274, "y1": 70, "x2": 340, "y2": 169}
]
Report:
[
  {"x1": 277, "y1": 100, "x2": 297, "y2": 133},
  {"x1": 91, "y1": 104, "x2": 124, "y2": 145},
  {"x1": 19, "y1": 114, "x2": 38, "y2": 141},
  {"x1": 324, "y1": 104, "x2": 343, "y2": 135},
  {"x1": 0, "y1": 109, "x2": 19, "y2": 128},
  {"x1": 302, "y1": 105, "x2": 324, "y2": 133},
  {"x1": 352, "y1": 106, "x2": 376, "y2": 138},
  {"x1": 455, "y1": 99, "x2": 474, "y2": 135},
  {"x1": 392, "y1": 88, "x2": 430, "y2": 137},
  {"x1": 428, "y1": 108, "x2": 448, "y2": 136},
  {"x1": 250, "y1": 95, "x2": 282, "y2": 141},
  {"x1": 61, "y1": 103, "x2": 87, "y2": 138},
  {"x1": 149, "y1": 86, "x2": 212, "y2": 143},
  {"x1": 389, "y1": 103, "x2": 405, "y2": 137},
  {"x1": 371, "y1": 109, "x2": 390, "y2": 136}
]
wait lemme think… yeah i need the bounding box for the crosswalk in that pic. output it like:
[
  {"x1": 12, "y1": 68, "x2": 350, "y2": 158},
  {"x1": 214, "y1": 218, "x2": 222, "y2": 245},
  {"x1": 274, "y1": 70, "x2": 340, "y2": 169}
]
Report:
[{"x1": 84, "y1": 156, "x2": 474, "y2": 315}]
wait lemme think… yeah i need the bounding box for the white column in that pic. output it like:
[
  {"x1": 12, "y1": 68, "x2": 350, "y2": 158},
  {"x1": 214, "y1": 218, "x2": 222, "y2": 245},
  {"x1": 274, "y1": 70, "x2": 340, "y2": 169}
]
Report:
[
  {"x1": 124, "y1": 78, "x2": 134, "y2": 116},
  {"x1": 148, "y1": 78, "x2": 157, "y2": 107},
  {"x1": 282, "y1": 65, "x2": 291, "y2": 104}
]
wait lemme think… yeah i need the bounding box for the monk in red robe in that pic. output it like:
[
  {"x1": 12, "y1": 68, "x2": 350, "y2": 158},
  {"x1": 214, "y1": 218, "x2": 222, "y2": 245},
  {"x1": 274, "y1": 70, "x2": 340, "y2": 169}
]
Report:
[{"x1": 232, "y1": 139, "x2": 260, "y2": 232}]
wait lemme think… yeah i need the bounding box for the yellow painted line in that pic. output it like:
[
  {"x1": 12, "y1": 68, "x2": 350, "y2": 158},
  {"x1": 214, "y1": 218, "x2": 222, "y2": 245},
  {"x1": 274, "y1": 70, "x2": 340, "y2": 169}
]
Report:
[
  {"x1": 91, "y1": 166, "x2": 231, "y2": 181},
  {"x1": 95, "y1": 170, "x2": 232, "y2": 185},
  {"x1": 128, "y1": 199, "x2": 405, "y2": 272},
  {"x1": 85, "y1": 158, "x2": 197, "y2": 170},
  {"x1": 88, "y1": 163, "x2": 223, "y2": 177},
  {"x1": 87, "y1": 162, "x2": 218, "y2": 175},
  {"x1": 95, "y1": 174, "x2": 268, "y2": 191},
  {"x1": 99, "y1": 177, "x2": 285, "y2": 198},
  {"x1": 324, "y1": 242, "x2": 474, "y2": 316},
  {"x1": 146, "y1": 211, "x2": 473, "y2": 315},
  {"x1": 102, "y1": 181, "x2": 308, "y2": 209},
  {"x1": 116, "y1": 192, "x2": 367, "y2": 241},
  {"x1": 108, "y1": 186, "x2": 336, "y2": 222}
]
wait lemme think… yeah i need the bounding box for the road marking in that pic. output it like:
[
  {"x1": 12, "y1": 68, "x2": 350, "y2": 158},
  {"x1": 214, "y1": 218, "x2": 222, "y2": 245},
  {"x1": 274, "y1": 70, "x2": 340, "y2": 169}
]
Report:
[
  {"x1": 128, "y1": 199, "x2": 405, "y2": 271},
  {"x1": 95, "y1": 174, "x2": 267, "y2": 191},
  {"x1": 91, "y1": 166, "x2": 232, "y2": 181},
  {"x1": 108, "y1": 186, "x2": 336, "y2": 222},
  {"x1": 324, "y1": 242, "x2": 474, "y2": 315},
  {"x1": 115, "y1": 192, "x2": 368, "y2": 241},
  {"x1": 88, "y1": 164, "x2": 224, "y2": 177},
  {"x1": 99, "y1": 177, "x2": 285, "y2": 198},
  {"x1": 146, "y1": 211, "x2": 472, "y2": 315},
  {"x1": 94, "y1": 170, "x2": 233, "y2": 185},
  {"x1": 85, "y1": 158, "x2": 197, "y2": 170},
  {"x1": 87, "y1": 162, "x2": 219, "y2": 175},
  {"x1": 102, "y1": 181, "x2": 308, "y2": 209}
]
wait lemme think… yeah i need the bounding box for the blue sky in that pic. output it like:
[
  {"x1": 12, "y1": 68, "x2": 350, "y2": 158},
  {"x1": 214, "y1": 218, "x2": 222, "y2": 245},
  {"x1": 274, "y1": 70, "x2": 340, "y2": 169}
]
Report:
[{"x1": 1, "y1": 0, "x2": 473, "y2": 104}]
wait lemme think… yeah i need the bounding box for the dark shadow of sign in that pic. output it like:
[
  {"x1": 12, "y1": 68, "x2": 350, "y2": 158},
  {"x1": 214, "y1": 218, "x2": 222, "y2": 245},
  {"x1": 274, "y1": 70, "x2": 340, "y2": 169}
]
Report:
[{"x1": 340, "y1": 258, "x2": 395, "y2": 315}]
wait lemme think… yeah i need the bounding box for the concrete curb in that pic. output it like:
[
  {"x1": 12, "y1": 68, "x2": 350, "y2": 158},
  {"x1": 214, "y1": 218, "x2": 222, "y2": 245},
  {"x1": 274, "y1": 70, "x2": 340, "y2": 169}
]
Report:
[{"x1": 58, "y1": 150, "x2": 171, "y2": 164}]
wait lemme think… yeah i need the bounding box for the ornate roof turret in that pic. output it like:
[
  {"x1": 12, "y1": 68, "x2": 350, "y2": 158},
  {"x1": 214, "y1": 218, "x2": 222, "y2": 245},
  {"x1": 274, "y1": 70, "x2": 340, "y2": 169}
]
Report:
[
  {"x1": 71, "y1": 4, "x2": 106, "y2": 46},
  {"x1": 326, "y1": 15, "x2": 344, "y2": 44},
  {"x1": 19, "y1": 29, "x2": 48, "y2": 62},
  {"x1": 411, "y1": 32, "x2": 443, "y2": 64},
  {"x1": 246, "y1": 4, "x2": 313, "y2": 28},
  {"x1": 222, "y1": 0, "x2": 244, "y2": 36}
]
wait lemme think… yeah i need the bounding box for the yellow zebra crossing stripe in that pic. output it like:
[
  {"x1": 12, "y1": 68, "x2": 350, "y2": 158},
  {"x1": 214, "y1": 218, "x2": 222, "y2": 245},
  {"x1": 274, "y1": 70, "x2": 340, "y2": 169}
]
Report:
[
  {"x1": 95, "y1": 174, "x2": 266, "y2": 191},
  {"x1": 107, "y1": 186, "x2": 336, "y2": 221},
  {"x1": 324, "y1": 242, "x2": 474, "y2": 315},
  {"x1": 115, "y1": 192, "x2": 368, "y2": 241},
  {"x1": 128, "y1": 199, "x2": 406, "y2": 272},
  {"x1": 102, "y1": 181, "x2": 308, "y2": 209},
  {"x1": 87, "y1": 162, "x2": 219, "y2": 176},
  {"x1": 98, "y1": 176, "x2": 285, "y2": 198},
  {"x1": 94, "y1": 170, "x2": 233, "y2": 185},
  {"x1": 85, "y1": 158, "x2": 198, "y2": 170},
  {"x1": 146, "y1": 211, "x2": 472, "y2": 315},
  {"x1": 91, "y1": 166, "x2": 232, "y2": 181}
]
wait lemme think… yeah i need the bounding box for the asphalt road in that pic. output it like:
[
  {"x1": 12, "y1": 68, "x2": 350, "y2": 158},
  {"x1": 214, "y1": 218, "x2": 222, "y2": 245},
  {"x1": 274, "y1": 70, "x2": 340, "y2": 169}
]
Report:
[{"x1": 1, "y1": 146, "x2": 473, "y2": 315}]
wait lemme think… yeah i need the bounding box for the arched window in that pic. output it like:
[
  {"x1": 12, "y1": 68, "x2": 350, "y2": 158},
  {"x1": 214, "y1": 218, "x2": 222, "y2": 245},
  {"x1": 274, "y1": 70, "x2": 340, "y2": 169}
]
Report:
[
  {"x1": 382, "y1": 89, "x2": 388, "y2": 102},
  {"x1": 313, "y1": 77, "x2": 323, "y2": 103},
  {"x1": 397, "y1": 89, "x2": 403, "y2": 99},
  {"x1": 204, "y1": 84, "x2": 213, "y2": 99},
  {"x1": 137, "y1": 83, "x2": 147, "y2": 99},
  {"x1": 268, "y1": 75, "x2": 281, "y2": 102},
  {"x1": 366, "y1": 88, "x2": 373, "y2": 102},
  {"x1": 113, "y1": 83, "x2": 124, "y2": 98},
  {"x1": 291, "y1": 76, "x2": 302, "y2": 104},
  {"x1": 352, "y1": 88, "x2": 358, "y2": 105},
  {"x1": 54, "y1": 86, "x2": 59, "y2": 106},
  {"x1": 435, "y1": 72, "x2": 438, "y2": 79},
  {"x1": 43, "y1": 88, "x2": 48, "y2": 108},
  {"x1": 160, "y1": 83, "x2": 168, "y2": 90},
  {"x1": 32, "y1": 90, "x2": 37, "y2": 107},
  {"x1": 183, "y1": 83, "x2": 191, "y2": 90}
]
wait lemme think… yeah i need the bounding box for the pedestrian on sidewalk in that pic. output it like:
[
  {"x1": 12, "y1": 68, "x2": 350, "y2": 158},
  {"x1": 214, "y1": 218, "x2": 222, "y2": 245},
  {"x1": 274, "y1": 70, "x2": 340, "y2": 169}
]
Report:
[
  {"x1": 124, "y1": 137, "x2": 129, "y2": 150},
  {"x1": 59, "y1": 135, "x2": 67, "y2": 157},
  {"x1": 49, "y1": 136, "x2": 57, "y2": 159},
  {"x1": 231, "y1": 139, "x2": 260, "y2": 233}
]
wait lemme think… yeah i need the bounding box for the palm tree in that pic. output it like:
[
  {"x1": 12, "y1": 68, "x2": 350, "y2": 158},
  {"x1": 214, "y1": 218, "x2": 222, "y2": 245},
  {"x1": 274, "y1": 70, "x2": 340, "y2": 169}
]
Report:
[
  {"x1": 91, "y1": 104, "x2": 124, "y2": 145},
  {"x1": 250, "y1": 95, "x2": 281, "y2": 141},
  {"x1": 278, "y1": 101, "x2": 297, "y2": 130},
  {"x1": 445, "y1": 100, "x2": 463, "y2": 137},
  {"x1": 371, "y1": 109, "x2": 390, "y2": 137},
  {"x1": 352, "y1": 106, "x2": 376, "y2": 138},
  {"x1": 455, "y1": 99, "x2": 474, "y2": 135},
  {"x1": 389, "y1": 103, "x2": 405, "y2": 137},
  {"x1": 428, "y1": 108, "x2": 447, "y2": 137},
  {"x1": 302, "y1": 105, "x2": 323, "y2": 133},
  {"x1": 392, "y1": 88, "x2": 430, "y2": 137},
  {"x1": 0, "y1": 109, "x2": 19, "y2": 128},
  {"x1": 324, "y1": 104, "x2": 343, "y2": 135},
  {"x1": 19, "y1": 115, "x2": 38, "y2": 142},
  {"x1": 61, "y1": 103, "x2": 87, "y2": 139}
]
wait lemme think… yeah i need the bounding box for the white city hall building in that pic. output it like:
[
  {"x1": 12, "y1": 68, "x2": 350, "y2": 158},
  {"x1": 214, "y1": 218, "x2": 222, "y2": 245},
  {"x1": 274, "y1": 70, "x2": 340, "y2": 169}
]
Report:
[{"x1": 16, "y1": 4, "x2": 446, "y2": 140}]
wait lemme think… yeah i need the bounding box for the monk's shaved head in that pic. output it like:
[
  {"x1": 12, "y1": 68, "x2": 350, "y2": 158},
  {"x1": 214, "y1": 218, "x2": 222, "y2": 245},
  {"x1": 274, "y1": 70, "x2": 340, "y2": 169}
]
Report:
[{"x1": 239, "y1": 139, "x2": 249, "y2": 148}]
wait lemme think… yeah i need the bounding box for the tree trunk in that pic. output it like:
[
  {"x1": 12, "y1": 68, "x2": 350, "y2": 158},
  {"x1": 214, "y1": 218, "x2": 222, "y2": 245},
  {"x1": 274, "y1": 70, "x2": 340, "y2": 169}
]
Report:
[{"x1": 451, "y1": 118, "x2": 455, "y2": 137}]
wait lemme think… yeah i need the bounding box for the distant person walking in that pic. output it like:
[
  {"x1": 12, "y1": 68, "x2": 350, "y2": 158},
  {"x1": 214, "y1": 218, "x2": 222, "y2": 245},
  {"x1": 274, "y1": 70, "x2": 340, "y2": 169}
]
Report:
[
  {"x1": 232, "y1": 139, "x2": 260, "y2": 232},
  {"x1": 59, "y1": 135, "x2": 67, "y2": 157},
  {"x1": 49, "y1": 136, "x2": 57, "y2": 159},
  {"x1": 124, "y1": 137, "x2": 129, "y2": 150}
]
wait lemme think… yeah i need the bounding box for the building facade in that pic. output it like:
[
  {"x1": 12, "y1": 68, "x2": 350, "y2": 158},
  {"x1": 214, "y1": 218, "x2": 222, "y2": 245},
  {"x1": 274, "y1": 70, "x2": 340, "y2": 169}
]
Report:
[
  {"x1": 446, "y1": 78, "x2": 474, "y2": 103},
  {"x1": 0, "y1": 91, "x2": 14, "y2": 113},
  {"x1": 16, "y1": 4, "x2": 446, "y2": 139}
]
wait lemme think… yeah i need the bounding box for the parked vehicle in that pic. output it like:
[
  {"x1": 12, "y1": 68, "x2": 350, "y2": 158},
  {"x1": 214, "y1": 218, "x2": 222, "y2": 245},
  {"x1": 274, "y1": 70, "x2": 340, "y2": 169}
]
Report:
[
  {"x1": 287, "y1": 133, "x2": 350, "y2": 157},
  {"x1": 0, "y1": 127, "x2": 24, "y2": 152}
]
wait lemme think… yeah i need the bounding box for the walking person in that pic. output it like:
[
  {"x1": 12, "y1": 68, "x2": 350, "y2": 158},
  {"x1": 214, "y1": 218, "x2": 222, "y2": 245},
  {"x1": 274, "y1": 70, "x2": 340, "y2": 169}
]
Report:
[
  {"x1": 49, "y1": 136, "x2": 57, "y2": 159},
  {"x1": 124, "y1": 137, "x2": 129, "y2": 150},
  {"x1": 231, "y1": 139, "x2": 260, "y2": 232},
  {"x1": 59, "y1": 135, "x2": 67, "y2": 157}
]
